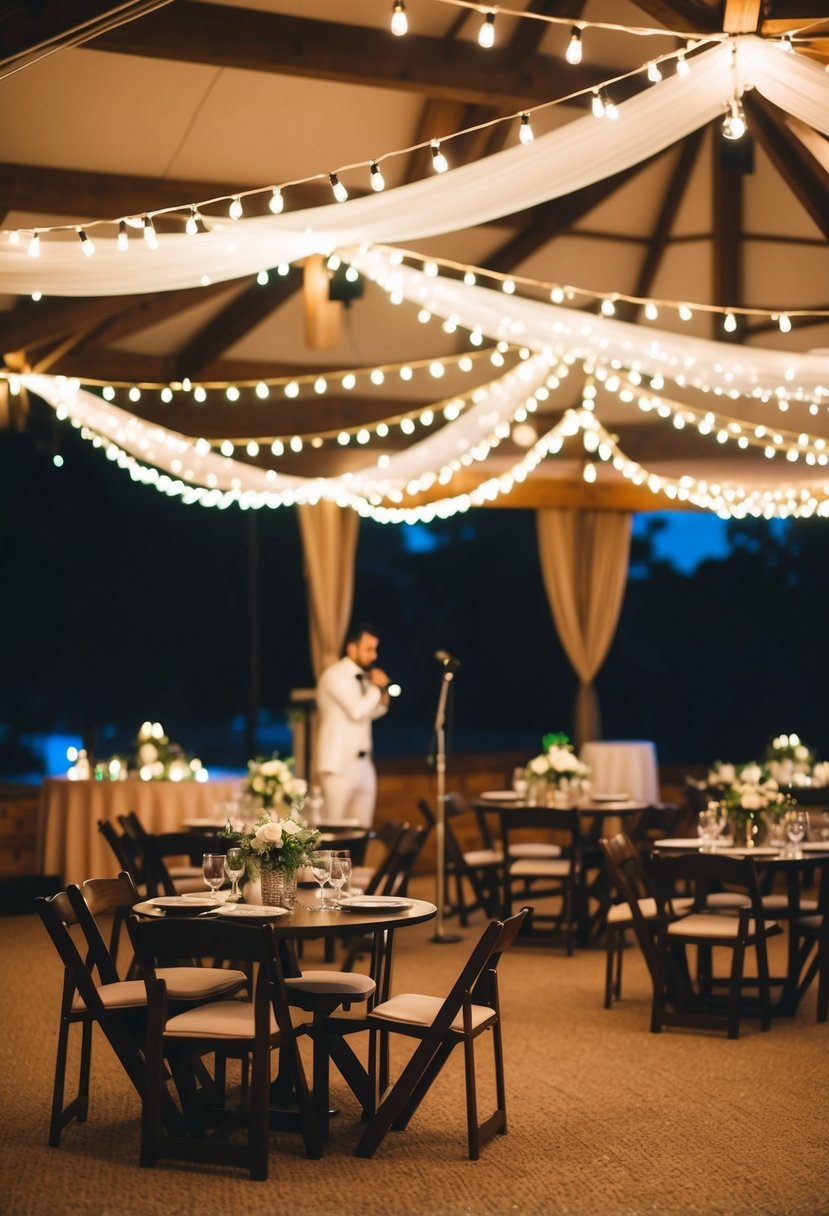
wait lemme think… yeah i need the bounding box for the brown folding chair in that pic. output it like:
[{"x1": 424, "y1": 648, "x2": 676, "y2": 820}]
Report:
[
  {"x1": 129, "y1": 916, "x2": 322, "y2": 1178},
  {"x1": 500, "y1": 806, "x2": 581, "y2": 954},
  {"x1": 355, "y1": 907, "x2": 530, "y2": 1160},
  {"x1": 649, "y1": 851, "x2": 783, "y2": 1039}
]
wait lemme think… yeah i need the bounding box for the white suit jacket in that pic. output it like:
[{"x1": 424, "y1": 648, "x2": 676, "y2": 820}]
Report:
[{"x1": 315, "y1": 656, "x2": 389, "y2": 775}]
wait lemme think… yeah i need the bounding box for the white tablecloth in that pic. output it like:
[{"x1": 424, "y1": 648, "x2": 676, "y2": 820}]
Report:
[
  {"x1": 580, "y1": 740, "x2": 660, "y2": 804},
  {"x1": 38, "y1": 775, "x2": 241, "y2": 885}
]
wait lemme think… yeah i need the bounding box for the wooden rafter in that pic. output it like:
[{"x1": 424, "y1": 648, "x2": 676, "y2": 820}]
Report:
[
  {"x1": 744, "y1": 93, "x2": 829, "y2": 240},
  {"x1": 175, "y1": 270, "x2": 303, "y2": 381},
  {"x1": 618, "y1": 0, "x2": 720, "y2": 32},
  {"x1": 86, "y1": 2, "x2": 632, "y2": 110},
  {"x1": 0, "y1": 0, "x2": 173, "y2": 76},
  {"x1": 722, "y1": 1, "x2": 763, "y2": 34}
]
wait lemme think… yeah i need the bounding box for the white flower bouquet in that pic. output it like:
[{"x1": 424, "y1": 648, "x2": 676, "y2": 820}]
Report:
[
  {"x1": 244, "y1": 753, "x2": 307, "y2": 810},
  {"x1": 526, "y1": 732, "x2": 591, "y2": 784},
  {"x1": 228, "y1": 807, "x2": 320, "y2": 877}
]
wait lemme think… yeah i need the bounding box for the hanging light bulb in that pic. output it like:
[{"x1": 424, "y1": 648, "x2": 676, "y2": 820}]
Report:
[
  {"x1": 268, "y1": 186, "x2": 284, "y2": 215},
  {"x1": 722, "y1": 98, "x2": 747, "y2": 141},
  {"x1": 603, "y1": 91, "x2": 619, "y2": 120},
  {"x1": 370, "y1": 161, "x2": 386, "y2": 192},
  {"x1": 778, "y1": 313, "x2": 792, "y2": 334},
  {"x1": 779, "y1": 33, "x2": 794, "y2": 52},
  {"x1": 27, "y1": 231, "x2": 40, "y2": 258},
  {"x1": 430, "y1": 141, "x2": 448, "y2": 174},
  {"x1": 582, "y1": 461, "x2": 597, "y2": 483},
  {"x1": 390, "y1": 0, "x2": 407, "y2": 36},
  {"x1": 565, "y1": 27, "x2": 583, "y2": 65},
  {"x1": 600, "y1": 297, "x2": 616, "y2": 317},
  {"x1": 678, "y1": 304, "x2": 693, "y2": 321},
  {"x1": 676, "y1": 51, "x2": 690, "y2": 77},
  {"x1": 256, "y1": 269, "x2": 269, "y2": 285},
  {"x1": 143, "y1": 216, "x2": 158, "y2": 249},
  {"x1": 8, "y1": 230, "x2": 20, "y2": 245},
  {"x1": 723, "y1": 311, "x2": 738, "y2": 333},
  {"x1": 591, "y1": 89, "x2": 605, "y2": 118},
  {"x1": 478, "y1": 12, "x2": 496, "y2": 49},
  {"x1": 644, "y1": 301, "x2": 659, "y2": 321},
  {"x1": 518, "y1": 113, "x2": 534, "y2": 145},
  {"x1": 647, "y1": 61, "x2": 662, "y2": 83},
  {"x1": 78, "y1": 228, "x2": 95, "y2": 256},
  {"x1": 117, "y1": 220, "x2": 129, "y2": 252},
  {"x1": 229, "y1": 195, "x2": 244, "y2": 220},
  {"x1": 185, "y1": 205, "x2": 200, "y2": 236},
  {"x1": 329, "y1": 173, "x2": 348, "y2": 203}
]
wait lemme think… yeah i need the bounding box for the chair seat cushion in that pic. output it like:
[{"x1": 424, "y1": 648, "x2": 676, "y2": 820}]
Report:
[
  {"x1": 71, "y1": 966, "x2": 247, "y2": 1011},
  {"x1": 508, "y1": 842, "x2": 562, "y2": 859},
  {"x1": 369, "y1": 992, "x2": 496, "y2": 1034},
  {"x1": 760, "y1": 895, "x2": 819, "y2": 913},
  {"x1": 510, "y1": 858, "x2": 571, "y2": 878},
  {"x1": 285, "y1": 970, "x2": 376, "y2": 999},
  {"x1": 606, "y1": 896, "x2": 694, "y2": 925},
  {"x1": 667, "y1": 913, "x2": 775, "y2": 939},
  {"x1": 463, "y1": 849, "x2": 504, "y2": 868},
  {"x1": 164, "y1": 998, "x2": 267, "y2": 1039}
]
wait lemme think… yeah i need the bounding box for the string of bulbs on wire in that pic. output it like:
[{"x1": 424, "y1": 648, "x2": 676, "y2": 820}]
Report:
[{"x1": 4, "y1": 32, "x2": 741, "y2": 250}]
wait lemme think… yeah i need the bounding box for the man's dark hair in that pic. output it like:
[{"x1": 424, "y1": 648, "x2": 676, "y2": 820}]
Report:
[{"x1": 344, "y1": 621, "x2": 379, "y2": 650}]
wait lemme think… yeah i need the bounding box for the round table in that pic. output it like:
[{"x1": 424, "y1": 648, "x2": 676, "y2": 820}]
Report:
[{"x1": 580, "y1": 740, "x2": 660, "y2": 803}]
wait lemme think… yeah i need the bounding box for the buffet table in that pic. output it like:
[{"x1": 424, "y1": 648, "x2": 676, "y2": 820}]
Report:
[{"x1": 38, "y1": 774, "x2": 242, "y2": 884}]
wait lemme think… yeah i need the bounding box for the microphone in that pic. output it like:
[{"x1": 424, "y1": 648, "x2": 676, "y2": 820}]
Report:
[{"x1": 434, "y1": 649, "x2": 461, "y2": 670}]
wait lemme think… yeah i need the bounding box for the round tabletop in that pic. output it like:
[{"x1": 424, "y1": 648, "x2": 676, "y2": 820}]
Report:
[{"x1": 133, "y1": 895, "x2": 437, "y2": 939}]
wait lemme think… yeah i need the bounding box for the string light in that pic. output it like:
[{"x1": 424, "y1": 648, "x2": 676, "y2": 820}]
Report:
[
  {"x1": 267, "y1": 187, "x2": 284, "y2": 215},
  {"x1": 777, "y1": 313, "x2": 792, "y2": 334},
  {"x1": 142, "y1": 216, "x2": 158, "y2": 249},
  {"x1": 723, "y1": 311, "x2": 737, "y2": 333},
  {"x1": 603, "y1": 90, "x2": 619, "y2": 120},
  {"x1": 646, "y1": 61, "x2": 662, "y2": 82},
  {"x1": 27, "y1": 232, "x2": 40, "y2": 258},
  {"x1": 518, "y1": 113, "x2": 534, "y2": 145},
  {"x1": 676, "y1": 51, "x2": 690, "y2": 76},
  {"x1": 591, "y1": 89, "x2": 605, "y2": 118},
  {"x1": 565, "y1": 27, "x2": 583, "y2": 65},
  {"x1": 370, "y1": 161, "x2": 386, "y2": 192},
  {"x1": 329, "y1": 173, "x2": 348, "y2": 203},
  {"x1": 229, "y1": 195, "x2": 244, "y2": 220},
  {"x1": 117, "y1": 220, "x2": 129, "y2": 251},
  {"x1": 78, "y1": 229, "x2": 95, "y2": 257},
  {"x1": 779, "y1": 33, "x2": 794, "y2": 52},
  {"x1": 430, "y1": 141, "x2": 449, "y2": 174},
  {"x1": 478, "y1": 12, "x2": 496, "y2": 48},
  {"x1": 722, "y1": 98, "x2": 747, "y2": 140},
  {"x1": 390, "y1": 0, "x2": 408, "y2": 36},
  {"x1": 185, "y1": 205, "x2": 200, "y2": 236}
]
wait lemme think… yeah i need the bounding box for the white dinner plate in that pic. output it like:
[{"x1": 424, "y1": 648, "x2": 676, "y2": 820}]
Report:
[
  {"x1": 339, "y1": 897, "x2": 412, "y2": 913},
  {"x1": 150, "y1": 895, "x2": 217, "y2": 912},
  {"x1": 217, "y1": 904, "x2": 289, "y2": 918},
  {"x1": 479, "y1": 790, "x2": 521, "y2": 801},
  {"x1": 182, "y1": 817, "x2": 228, "y2": 829},
  {"x1": 728, "y1": 846, "x2": 781, "y2": 857},
  {"x1": 801, "y1": 840, "x2": 829, "y2": 852},
  {"x1": 180, "y1": 890, "x2": 228, "y2": 902},
  {"x1": 653, "y1": 838, "x2": 705, "y2": 849},
  {"x1": 591, "y1": 792, "x2": 630, "y2": 803}
]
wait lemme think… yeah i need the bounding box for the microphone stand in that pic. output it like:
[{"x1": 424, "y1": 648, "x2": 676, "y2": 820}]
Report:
[{"x1": 430, "y1": 664, "x2": 461, "y2": 944}]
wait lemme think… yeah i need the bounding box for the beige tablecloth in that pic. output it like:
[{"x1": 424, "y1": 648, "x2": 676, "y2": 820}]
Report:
[
  {"x1": 38, "y1": 775, "x2": 242, "y2": 885},
  {"x1": 579, "y1": 740, "x2": 660, "y2": 804}
]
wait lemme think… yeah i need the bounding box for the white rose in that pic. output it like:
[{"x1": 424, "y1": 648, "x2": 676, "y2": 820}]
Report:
[
  {"x1": 812, "y1": 762, "x2": 829, "y2": 787},
  {"x1": 281, "y1": 819, "x2": 302, "y2": 836},
  {"x1": 740, "y1": 763, "x2": 762, "y2": 784},
  {"x1": 286, "y1": 777, "x2": 307, "y2": 800},
  {"x1": 260, "y1": 759, "x2": 283, "y2": 777},
  {"x1": 253, "y1": 821, "x2": 283, "y2": 849},
  {"x1": 528, "y1": 755, "x2": 549, "y2": 776},
  {"x1": 741, "y1": 791, "x2": 763, "y2": 810},
  {"x1": 138, "y1": 743, "x2": 158, "y2": 764},
  {"x1": 252, "y1": 775, "x2": 265, "y2": 793},
  {"x1": 718, "y1": 764, "x2": 736, "y2": 784},
  {"x1": 795, "y1": 745, "x2": 810, "y2": 762}
]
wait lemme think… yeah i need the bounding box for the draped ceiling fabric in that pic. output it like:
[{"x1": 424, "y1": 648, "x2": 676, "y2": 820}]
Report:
[
  {"x1": 296, "y1": 500, "x2": 359, "y2": 679},
  {"x1": 536, "y1": 509, "x2": 633, "y2": 748},
  {"x1": 2, "y1": 37, "x2": 828, "y2": 299}
]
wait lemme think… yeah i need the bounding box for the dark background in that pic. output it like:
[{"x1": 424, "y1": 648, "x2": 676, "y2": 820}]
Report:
[{"x1": 1, "y1": 407, "x2": 827, "y2": 777}]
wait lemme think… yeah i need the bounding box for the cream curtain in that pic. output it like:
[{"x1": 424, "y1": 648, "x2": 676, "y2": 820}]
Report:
[
  {"x1": 297, "y1": 500, "x2": 359, "y2": 678},
  {"x1": 536, "y1": 509, "x2": 632, "y2": 748}
]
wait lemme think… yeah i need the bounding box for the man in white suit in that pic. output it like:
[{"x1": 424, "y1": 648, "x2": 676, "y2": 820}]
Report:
[{"x1": 315, "y1": 622, "x2": 390, "y2": 827}]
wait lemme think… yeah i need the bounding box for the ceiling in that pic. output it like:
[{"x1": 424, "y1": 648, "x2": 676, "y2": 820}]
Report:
[{"x1": 1, "y1": 0, "x2": 828, "y2": 511}]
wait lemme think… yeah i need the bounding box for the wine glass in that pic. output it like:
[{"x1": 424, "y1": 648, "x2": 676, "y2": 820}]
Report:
[
  {"x1": 202, "y1": 853, "x2": 226, "y2": 902},
  {"x1": 309, "y1": 850, "x2": 333, "y2": 910},
  {"x1": 329, "y1": 852, "x2": 351, "y2": 907},
  {"x1": 511, "y1": 767, "x2": 529, "y2": 801},
  {"x1": 223, "y1": 847, "x2": 246, "y2": 904},
  {"x1": 697, "y1": 807, "x2": 717, "y2": 852},
  {"x1": 786, "y1": 810, "x2": 808, "y2": 858}
]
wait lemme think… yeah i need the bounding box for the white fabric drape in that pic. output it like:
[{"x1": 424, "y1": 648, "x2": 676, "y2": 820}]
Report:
[
  {"x1": 297, "y1": 500, "x2": 359, "y2": 678},
  {"x1": 2, "y1": 37, "x2": 827, "y2": 297},
  {"x1": 536, "y1": 509, "x2": 632, "y2": 748}
]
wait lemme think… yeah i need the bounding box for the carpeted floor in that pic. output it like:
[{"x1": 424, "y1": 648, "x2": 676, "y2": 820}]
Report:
[{"x1": 1, "y1": 876, "x2": 828, "y2": 1216}]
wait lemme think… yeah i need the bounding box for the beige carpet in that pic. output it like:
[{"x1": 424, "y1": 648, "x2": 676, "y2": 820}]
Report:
[{"x1": 1, "y1": 877, "x2": 828, "y2": 1216}]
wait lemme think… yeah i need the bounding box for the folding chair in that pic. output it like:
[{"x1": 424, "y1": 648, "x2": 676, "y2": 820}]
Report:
[
  {"x1": 355, "y1": 907, "x2": 530, "y2": 1160},
  {"x1": 129, "y1": 916, "x2": 322, "y2": 1179},
  {"x1": 418, "y1": 798, "x2": 502, "y2": 925}
]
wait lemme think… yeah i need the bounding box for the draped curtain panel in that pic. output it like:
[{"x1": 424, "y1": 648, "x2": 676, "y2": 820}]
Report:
[
  {"x1": 297, "y1": 500, "x2": 359, "y2": 679},
  {"x1": 536, "y1": 509, "x2": 632, "y2": 748}
]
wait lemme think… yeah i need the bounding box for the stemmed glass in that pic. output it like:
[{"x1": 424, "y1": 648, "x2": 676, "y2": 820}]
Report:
[
  {"x1": 786, "y1": 809, "x2": 808, "y2": 858},
  {"x1": 329, "y1": 852, "x2": 351, "y2": 907},
  {"x1": 511, "y1": 767, "x2": 529, "y2": 801},
  {"x1": 224, "y1": 847, "x2": 246, "y2": 904},
  {"x1": 202, "y1": 853, "x2": 226, "y2": 902},
  {"x1": 309, "y1": 850, "x2": 333, "y2": 910}
]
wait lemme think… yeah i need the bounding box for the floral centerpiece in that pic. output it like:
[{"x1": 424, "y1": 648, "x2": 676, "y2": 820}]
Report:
[
  {"x1": 764, "y1": 733, "x2": 815, "y2": 787},
  {"x1": 526, "y1": 732, "x2": 590, "y2": 803},
  {"x1": 710, "y1": 762, "x2": 792, "y2": 846},
  {"x1": 223, "y1": 806, "x2": 320, "y2": 908},
  {"x1": 243, "y1": 753, "x2": 307, "y2": 810},
  {"x1": 133, "y1": 720, "x2": 207, "y2": 783}
]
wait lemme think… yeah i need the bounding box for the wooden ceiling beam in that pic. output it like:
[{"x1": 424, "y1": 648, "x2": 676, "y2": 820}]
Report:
[
  {"x1": 484, "y1": 154, "x2": 664, "y2": 273},
  {"x1": 87, "y1": 2, "x2": 634, "y2": 109},
  {"x1": 743, "y1": 93, "x2": 829, "y2": 240},
  {"x1": 722, "y1": 0, "x2": 763, "y2": 34},
  {"x1": 175, "y1": 270, "x2": 303, "y2": 381},
  {"x1": 618, "y1": 0, "x2": 720, "y2": 32},
  {"x1": 0, "y1": 0, "x2": 173, "y2": 76}
]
